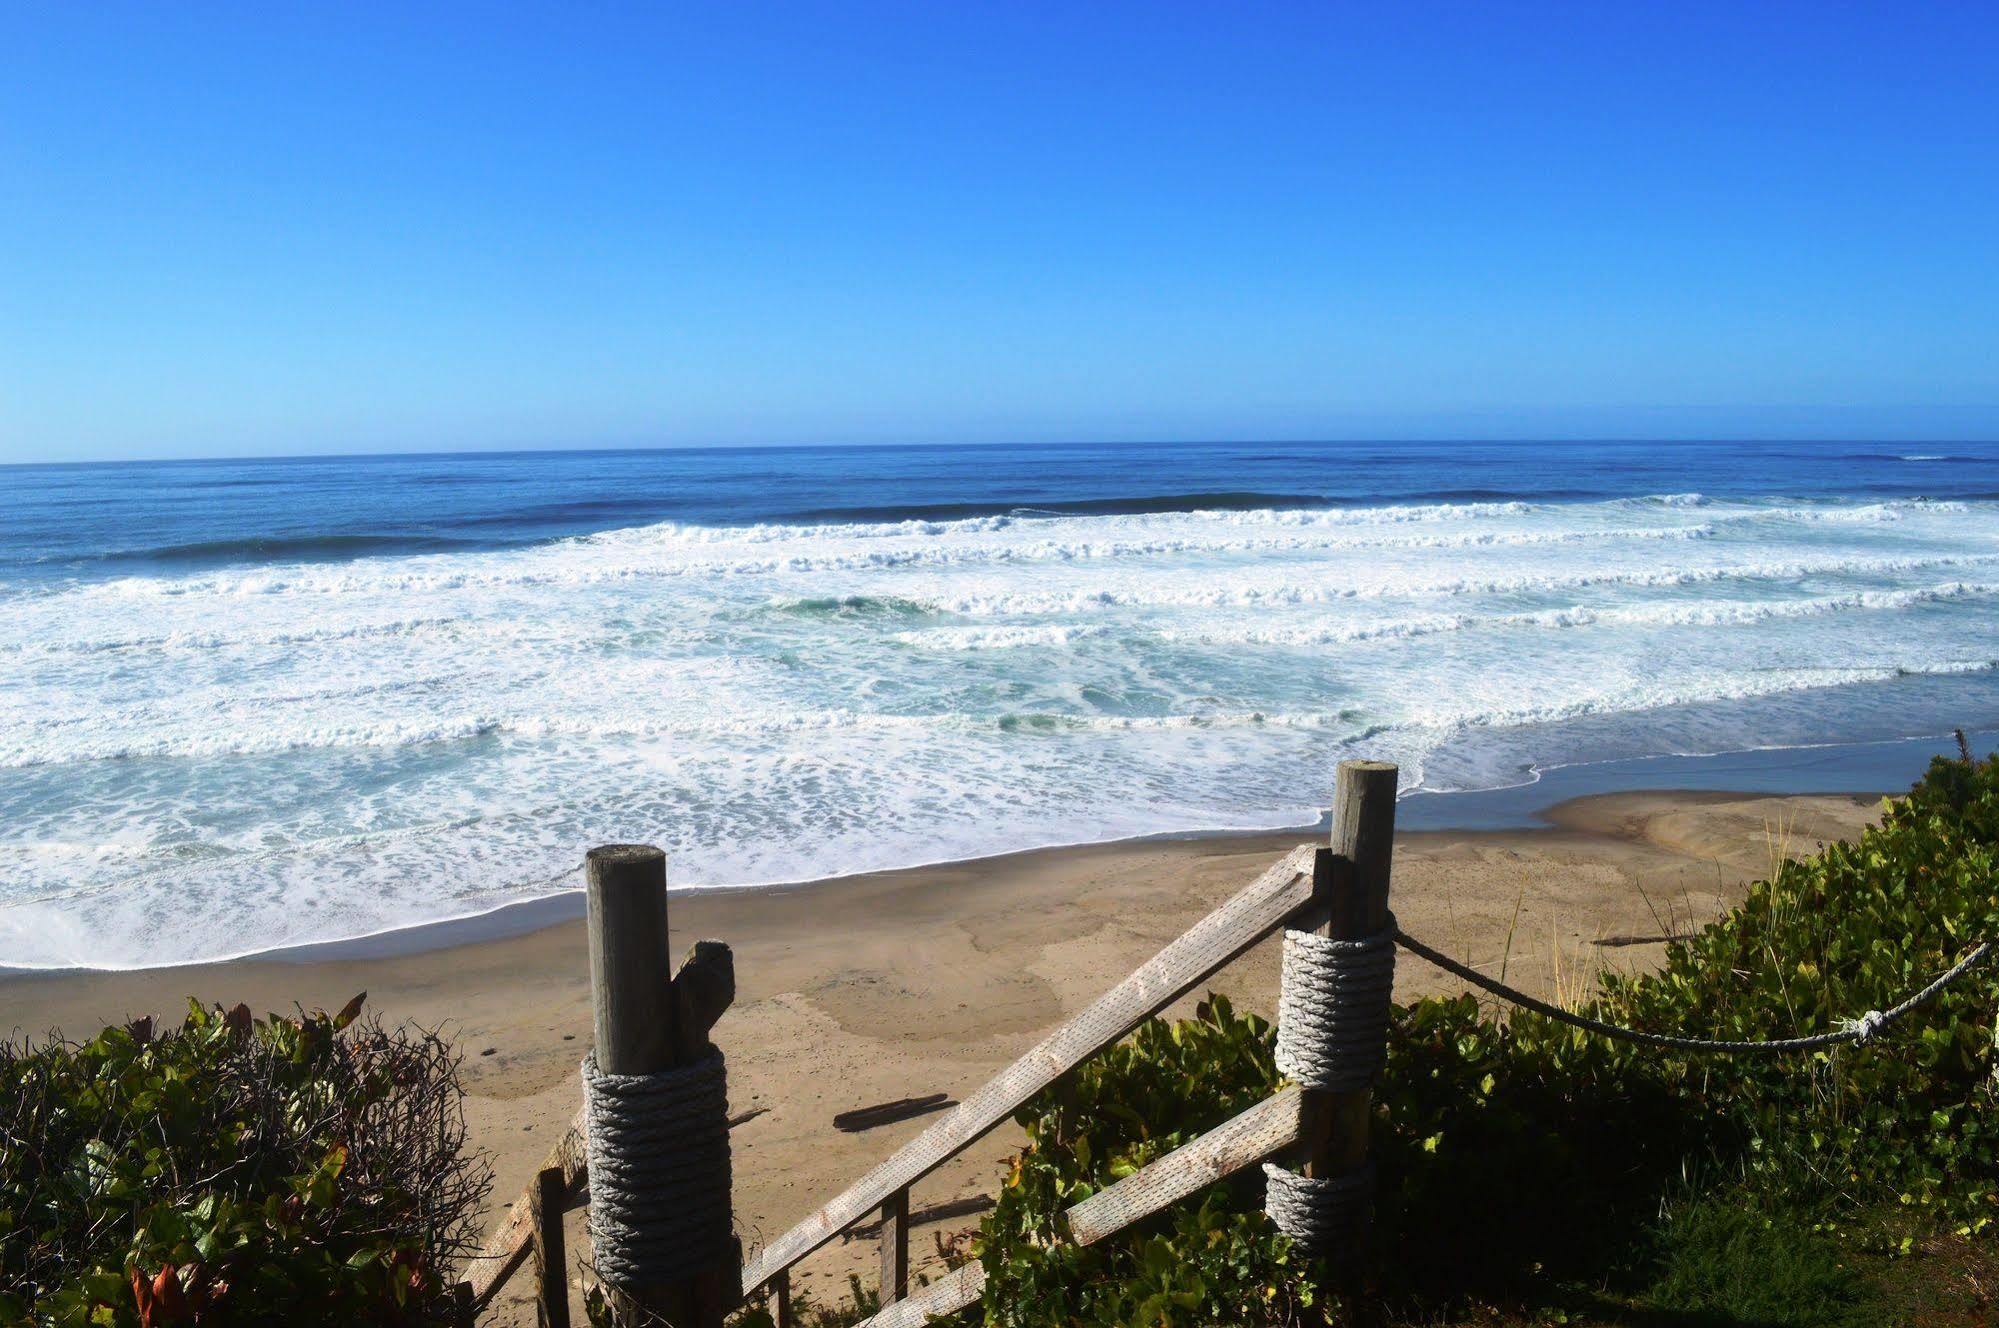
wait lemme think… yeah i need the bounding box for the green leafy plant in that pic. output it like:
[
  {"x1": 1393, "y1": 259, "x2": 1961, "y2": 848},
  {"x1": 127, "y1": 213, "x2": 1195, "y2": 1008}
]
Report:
[
  {"x1": 954, "y1": 742, "x2": 1999, "y2": 1325},
  {"x1": 1370, "y1": 741, "x2": 1999, "y2": 1310},
  {"x1": 0, "y1": 996, "x2": 489, "y2": 1326},
  {"x1": 975, "y1": 994, "x2": 1315, "y2": 1327}
]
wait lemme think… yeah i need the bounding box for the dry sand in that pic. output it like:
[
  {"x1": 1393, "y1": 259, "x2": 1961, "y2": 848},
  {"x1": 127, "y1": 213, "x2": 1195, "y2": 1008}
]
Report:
[{"x1": 0, "y1": 788, "x2": 1885, "y2": 1324}]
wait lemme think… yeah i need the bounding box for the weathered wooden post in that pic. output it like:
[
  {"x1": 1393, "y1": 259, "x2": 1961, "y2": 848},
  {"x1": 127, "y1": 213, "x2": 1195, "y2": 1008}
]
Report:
[
  {"x1": 584, "y1": 845, "x2": 736, "y2": 1328},
  {"x1": 1264, "y1": 760, "x2": 1398, "y2": 1305},
  {"x1": 1307, "y1": 760, "x2": 1397, "y2": 1185},
  {"x1": 770, "y1": 1269, "x2": 793, "y2": 1328},
  {"x1": 878, "y1": 1186, "x2": 910, "y2": 1304},
  {"x1": 531, "y1": 1165, "x2": 571, "y2": 1328}
]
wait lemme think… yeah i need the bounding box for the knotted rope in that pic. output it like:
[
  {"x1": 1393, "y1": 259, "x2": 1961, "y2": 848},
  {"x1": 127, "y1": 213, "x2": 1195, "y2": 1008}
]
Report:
[
  {"x1": 581, "y1": 1050, "x2": 734, "y2": 1289},
  {"x1": 1265, "y1": 918, "x2": 1397, "y2": 1251}
]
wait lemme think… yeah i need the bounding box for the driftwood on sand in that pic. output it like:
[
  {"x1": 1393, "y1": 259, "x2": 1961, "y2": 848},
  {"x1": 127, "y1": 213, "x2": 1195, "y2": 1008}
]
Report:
[{"x1": 832, "y1": 1093, "x2": 955, "y2": 1133}]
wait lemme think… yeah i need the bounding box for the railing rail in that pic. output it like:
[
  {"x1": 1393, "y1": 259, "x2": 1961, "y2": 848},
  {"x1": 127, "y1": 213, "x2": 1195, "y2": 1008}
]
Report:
[
  {"x1": 849, "y1": 1085, "x2": 1308, "y2": 1328},
  {"x1": 736, "y1": 842, "x2": 1320, "y2": 1299},
  {"x1": 1065, "y1": 1085, "x2": 1304, "y2": 1246},
  {"x1": 462, "y1": 1109, "x2": 588, "y2": 1309}
]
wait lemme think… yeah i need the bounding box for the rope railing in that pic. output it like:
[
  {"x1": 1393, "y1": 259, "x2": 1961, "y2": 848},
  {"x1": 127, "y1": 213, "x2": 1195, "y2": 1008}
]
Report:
[{"x1": 1393, "y1": 928, "x2": 1997, "y2": 1053}]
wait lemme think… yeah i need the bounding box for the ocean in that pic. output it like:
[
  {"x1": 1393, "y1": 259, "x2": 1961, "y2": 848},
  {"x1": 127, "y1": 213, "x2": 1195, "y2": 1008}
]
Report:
[{"x1": 4, "y1": 439, "x2": 1998, "y2": 970}]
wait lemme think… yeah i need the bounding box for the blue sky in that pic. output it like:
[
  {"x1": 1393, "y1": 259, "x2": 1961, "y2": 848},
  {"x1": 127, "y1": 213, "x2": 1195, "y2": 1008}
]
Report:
[{"x1": 2, "y1": 2, "x2": 1995, "y2": 462}]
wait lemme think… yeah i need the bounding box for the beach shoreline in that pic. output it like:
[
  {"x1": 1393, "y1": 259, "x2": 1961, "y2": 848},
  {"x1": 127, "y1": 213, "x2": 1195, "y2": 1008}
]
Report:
[
  {"x1": 0, "y1": 778, "x2": 1906, "y2": 1324},
  {"x1": 6, "y1": 725, "x2": 1982, "y2": 980},
  {"x1": 12, "y1": 441, "x2": 1999, "y2": 978}
]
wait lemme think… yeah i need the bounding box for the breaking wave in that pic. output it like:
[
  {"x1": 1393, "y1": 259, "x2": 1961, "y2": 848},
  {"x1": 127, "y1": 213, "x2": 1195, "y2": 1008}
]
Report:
[{"x1": 6, "y1": 482, "x2": 1999, "y2": 968}]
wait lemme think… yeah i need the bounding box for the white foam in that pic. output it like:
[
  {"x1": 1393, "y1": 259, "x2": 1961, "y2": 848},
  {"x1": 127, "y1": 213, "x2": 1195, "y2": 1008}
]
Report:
[
  {"x1": 1152, "y1": 582, "x2": 1999, "y2": 646},
  {"x1": 909, "y1": 552, "x2": 1999, "y2": 616},
  {"x1": 5, "y1": 492, "x2": 1999, "y2": 968}
]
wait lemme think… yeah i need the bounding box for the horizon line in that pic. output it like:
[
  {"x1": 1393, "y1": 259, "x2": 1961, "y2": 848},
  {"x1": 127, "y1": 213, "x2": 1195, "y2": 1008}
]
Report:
[{"x1": 8, "y1": 436, "x2": 1997, "y2": 470}]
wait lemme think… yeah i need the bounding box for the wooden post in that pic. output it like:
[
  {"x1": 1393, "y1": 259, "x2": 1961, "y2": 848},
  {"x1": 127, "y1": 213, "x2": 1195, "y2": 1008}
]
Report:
[
  {"x1": 453, "y1": 1281, "x2": 475, "y2": 1328},
  {"x1": 878, "y1": 1186, "x2": 910, "y2": 1304},
  {"x1": 588, "y1": 845, "x2": 676, "y2": 1077},
  {"x1": 531, "y1": 1165, "x2": 571, "y2": 1328},
  {"x1": 585, "y1": 844, "x2": 723, "y2": 1328},
  {"x1": 771, "y1": 1270, "x2": 793, "y2": 1328},
  {"x1": 1301, "y1": 761, "x2": 1398, "y2": 1182},
  {"x1": 1287, "y1": 759, "x2": 1396, "y2": 1320}
]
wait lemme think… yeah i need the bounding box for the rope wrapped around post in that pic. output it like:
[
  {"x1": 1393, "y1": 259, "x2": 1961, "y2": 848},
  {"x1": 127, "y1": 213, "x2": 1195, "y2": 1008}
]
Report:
[
  {"x1": 1264, "y1": 916, "x2": 1397, "y2": 1250},
  {"x1": 581, "y1": 1050, "x2": 735, "y2": 1291},
  {"x1": 1263, "y1": 1160, "x2": 1374, "y2": 1248}
]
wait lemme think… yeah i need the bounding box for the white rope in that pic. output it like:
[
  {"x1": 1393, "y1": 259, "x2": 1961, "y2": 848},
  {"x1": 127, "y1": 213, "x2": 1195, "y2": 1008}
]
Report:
[
  {"x1": 1395, "y1": 930, "x2": 1995, "y2": 1053},
  {"x1": 1266, "y1": 918, "x2": 1396, "y2": 1251},
  {"x1": 1263, "y1": 1162, "x2": 1372, "y2": 1250},
  {"x1": 1275, "y1": 921, "x2": 1397, "y2": 1092},
  {"x1": 581, "y1": 1051, "x2": 734, "y2": 1289}
]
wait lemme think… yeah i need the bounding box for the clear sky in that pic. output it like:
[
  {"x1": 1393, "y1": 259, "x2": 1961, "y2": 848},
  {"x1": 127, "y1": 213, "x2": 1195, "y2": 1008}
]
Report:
[{"x1": 3, "y1": 2, "x2": 1996, "y2": 463}]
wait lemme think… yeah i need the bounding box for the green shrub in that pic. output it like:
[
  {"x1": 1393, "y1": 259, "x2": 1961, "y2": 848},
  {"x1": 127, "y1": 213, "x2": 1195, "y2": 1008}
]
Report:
[
  {"x1": 976, "y1": 995, "x2": 1314, "y2": 1327},
  {"x1": 954, "y1": 743, "x2": 1999, "y2": 1324},
  {"x1": 1589, "y1": 747, "x2": 1999, "y2": 1227},
  {"x1": 0, "y1": 997, "x2": 489, "y2": 1326}
]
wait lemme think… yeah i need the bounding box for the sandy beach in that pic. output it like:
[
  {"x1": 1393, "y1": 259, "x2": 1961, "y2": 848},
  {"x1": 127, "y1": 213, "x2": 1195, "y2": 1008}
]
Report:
[{"x1": 0, "y1": 787, "x2": 1885, "y2": 1323}]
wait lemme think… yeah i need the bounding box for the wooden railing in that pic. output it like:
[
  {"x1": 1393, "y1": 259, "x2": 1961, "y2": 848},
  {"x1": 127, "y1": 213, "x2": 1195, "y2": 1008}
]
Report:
[
  {"x1": 859, "y1": 1087, "x2": 1307, "y2": 1328},
  {"x1": 461, "y1": 759, "x2": 1398, "y2": 1328},
  {"x1": 462, "y1": 1113, "x2": 586, "y2": 1312},
  {"x1": 738, "y1": 842, "x2": 1321, "y2": 1307}
]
